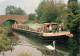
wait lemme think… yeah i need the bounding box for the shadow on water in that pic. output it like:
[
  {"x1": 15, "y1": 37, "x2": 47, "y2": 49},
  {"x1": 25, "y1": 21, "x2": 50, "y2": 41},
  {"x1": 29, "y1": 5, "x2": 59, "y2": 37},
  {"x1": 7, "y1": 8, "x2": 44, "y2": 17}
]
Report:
[{"x1": 13, "y1": 30, "x2": 53, "y2": 46}]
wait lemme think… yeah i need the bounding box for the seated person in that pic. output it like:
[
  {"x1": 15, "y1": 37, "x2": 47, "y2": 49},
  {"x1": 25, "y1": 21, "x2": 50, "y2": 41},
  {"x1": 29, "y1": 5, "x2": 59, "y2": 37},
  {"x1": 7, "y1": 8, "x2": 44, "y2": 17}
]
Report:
[
  {"x1": 52, "y1": 25, "x2": 55, "y2": 33},
  {"x1": 62, "y1": 26, "x2": 66, "y2": 31},
  {"x1": 49, "y1": 25, "x2": 52, "y2": 33},
  {"x1": 46, "y1": 27, "x2": 49, "y2": 33}
]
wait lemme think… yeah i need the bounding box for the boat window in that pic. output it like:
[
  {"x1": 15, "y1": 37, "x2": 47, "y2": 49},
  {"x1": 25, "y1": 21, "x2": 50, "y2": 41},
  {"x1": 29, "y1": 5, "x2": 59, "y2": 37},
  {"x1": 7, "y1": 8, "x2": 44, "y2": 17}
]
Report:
[
  {"x1": 46, "y1": 24, "x2": 67, "y2": 33},
  {"x1": 46, "y1": 24, "x2": 58, "y2": 33}
]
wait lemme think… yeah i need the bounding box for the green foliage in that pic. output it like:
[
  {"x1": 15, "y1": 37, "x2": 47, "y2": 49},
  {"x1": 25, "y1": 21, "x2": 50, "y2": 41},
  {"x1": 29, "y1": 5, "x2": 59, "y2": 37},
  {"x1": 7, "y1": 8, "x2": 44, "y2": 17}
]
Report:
[
  {"x1": 35, "y1": 1, "x2": 48, "y2": 22},
  {"x1": 68, "y1": 38, "x2": 77, "y2": 50},
  {"x1": 67, "y1": 0, "x2": 80, "y2": 56},
  {"x1": 5, "y1": 5, "x2": 26, "y2": 15},
  {"x1": 41, "y1": 2, "x2": 58, "y2": 23},
  {"x1": 68, "y1": 36, "x2": 80, "y2": 56},
  {"x1": 0, "y1": 40, "x2": 10, "y2": 46},
  {"x1": 15, "y1": 7, "x2": 27, "y2": 15},
  {"x1": 67, "y1": 0, "x2": 80, "y2": 33},
  {"x1": 0, "y1": 42, "x2": 6, "y2": 51},
  {"x1": 68, "y1": 0, "x2": 77, "y2": 2},
  {"x1": 0, "y1": 27, "x2": 13, "y2": 51},
  {"x1": 35, "y1": 1, "x2": 66, "y2": 23},
  {"x1": 28, "y1": 13, "x2": 36, "y2": 20},
  {"x1": 5, "y1": 5, "x2": 16, "y2": 15},
  {"x1": 2, "y1": 21, "x2": 12, "y2": 26},
  {"x1": 0, "y1": 27, "x2": 8, "y2": 37},
  {"x1": 0, "y1": 42, "x2": 12, "y2": 51},
  {"x1": 2, "y1": 21, "x2": 13, "y2": 34},
  {"x1": 19, "y1": 52, "x2": 33, "y2": 56}
]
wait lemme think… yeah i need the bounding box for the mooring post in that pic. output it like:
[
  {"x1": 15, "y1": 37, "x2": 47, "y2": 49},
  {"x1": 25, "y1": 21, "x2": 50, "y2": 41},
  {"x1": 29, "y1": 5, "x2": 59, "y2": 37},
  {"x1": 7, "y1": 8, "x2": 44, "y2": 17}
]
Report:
[{"x1": 53, "y1": 41, "x2": 55, "y2": 56}]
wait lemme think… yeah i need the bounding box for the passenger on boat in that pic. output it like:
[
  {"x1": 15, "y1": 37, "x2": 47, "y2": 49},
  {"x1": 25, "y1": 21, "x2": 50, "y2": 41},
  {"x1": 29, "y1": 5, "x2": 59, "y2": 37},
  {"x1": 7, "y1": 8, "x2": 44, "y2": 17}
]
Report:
[
  {"x1": 52, "y1": 25, "x2": 58, "y2": 33},
  {"x1": 52, "y1": 25, "x2": 55, "y2": 33},
  {"x1": 46, "y1": 27, "x2": 49, "y2": 33},
  {"x1": 49, "y1": 25, "x2": 52, "y2": 33},
  {"x1": 62, "y1": 26, "x2": 66, "y2": 31},
  {"x1": 55, "y1": 25, "x2": 58, "y2": 32},
  {"x1": 59, "y1": 24, "x2": 62, "y2": 32}
]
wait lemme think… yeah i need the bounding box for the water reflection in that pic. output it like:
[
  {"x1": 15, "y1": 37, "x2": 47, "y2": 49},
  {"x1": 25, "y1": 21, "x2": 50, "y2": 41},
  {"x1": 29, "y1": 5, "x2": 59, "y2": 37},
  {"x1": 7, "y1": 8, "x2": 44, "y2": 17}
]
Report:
[{"x1": 0, "y1": 31, "x2": 69, "y2": 56}]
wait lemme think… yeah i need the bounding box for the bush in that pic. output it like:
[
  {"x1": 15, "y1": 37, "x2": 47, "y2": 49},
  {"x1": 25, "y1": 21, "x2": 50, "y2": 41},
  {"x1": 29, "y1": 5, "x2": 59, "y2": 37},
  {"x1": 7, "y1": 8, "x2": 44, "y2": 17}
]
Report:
[
  {"x1": 0, "y1": 42, "x2": 6, "y2": 51},
  {"x1": 0, "y1": 27, "x2": 13, "y2": 51},
  {"x1": 0, "y1": 40, "x2": 10, "y2": 46}
]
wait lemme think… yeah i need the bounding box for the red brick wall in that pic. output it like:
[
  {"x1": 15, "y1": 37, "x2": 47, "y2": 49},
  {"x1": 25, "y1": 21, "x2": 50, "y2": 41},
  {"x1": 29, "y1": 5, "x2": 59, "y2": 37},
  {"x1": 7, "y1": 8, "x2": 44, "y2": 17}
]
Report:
[{"x1": 0, "y1": 15, "x2": 28, "y2": 24}]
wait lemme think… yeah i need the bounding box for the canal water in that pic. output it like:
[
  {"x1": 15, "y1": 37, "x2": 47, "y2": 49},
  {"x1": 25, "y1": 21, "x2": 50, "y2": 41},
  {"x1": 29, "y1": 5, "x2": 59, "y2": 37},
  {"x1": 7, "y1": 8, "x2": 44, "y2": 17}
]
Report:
[{"x1": 0, "y1": 31, "x2": 69, "y2": 56}]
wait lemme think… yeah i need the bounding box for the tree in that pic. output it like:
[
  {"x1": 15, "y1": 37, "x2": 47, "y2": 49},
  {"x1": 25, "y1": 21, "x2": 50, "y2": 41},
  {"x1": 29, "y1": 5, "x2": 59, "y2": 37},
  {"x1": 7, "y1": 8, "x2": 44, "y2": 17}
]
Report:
[
  {"x1": 5, "y1": 5, "x2": 17, "y2": 15},
  {"x1": 15, "y1": 7, "x2": 26, "y2": 15},
  {"x1": 67, "y1": 0, "x2": 80, "y2": 33},
  {"x1": 41, "y1": 1, "x2": 57, "y2": 23},
  {"x1": 28, "y1": 13, "x2": 36, "y2": 20},
  {"x1": 55, "y1": 2, "x2": 67, "y2": 23},
  {"x1": 5, "y1": 5, "x2": 26, "y2": 15},
  {"x1": 35, "y1": 1, "x2": 48, "y2": 22},
  {"x1": 35, "y1": 1, "x2": 66, "y2": 23},
  {"x1": 67, "y1": 0, "x2": 80, "y2": 56}
]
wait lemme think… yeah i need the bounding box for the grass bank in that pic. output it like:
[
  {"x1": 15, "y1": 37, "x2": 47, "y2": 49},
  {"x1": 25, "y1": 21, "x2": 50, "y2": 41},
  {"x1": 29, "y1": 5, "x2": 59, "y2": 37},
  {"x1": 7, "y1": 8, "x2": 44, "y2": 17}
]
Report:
[{"x1": 0, "y1": 26, "x2": 19, "y2": 52}]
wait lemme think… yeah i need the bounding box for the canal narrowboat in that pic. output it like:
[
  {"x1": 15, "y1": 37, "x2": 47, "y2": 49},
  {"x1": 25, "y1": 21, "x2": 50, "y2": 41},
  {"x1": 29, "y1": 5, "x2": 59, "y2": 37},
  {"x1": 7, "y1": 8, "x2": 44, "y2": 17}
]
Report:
[{"x1": 12, "y1": 23, "x2": 72, "y2": 41}]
